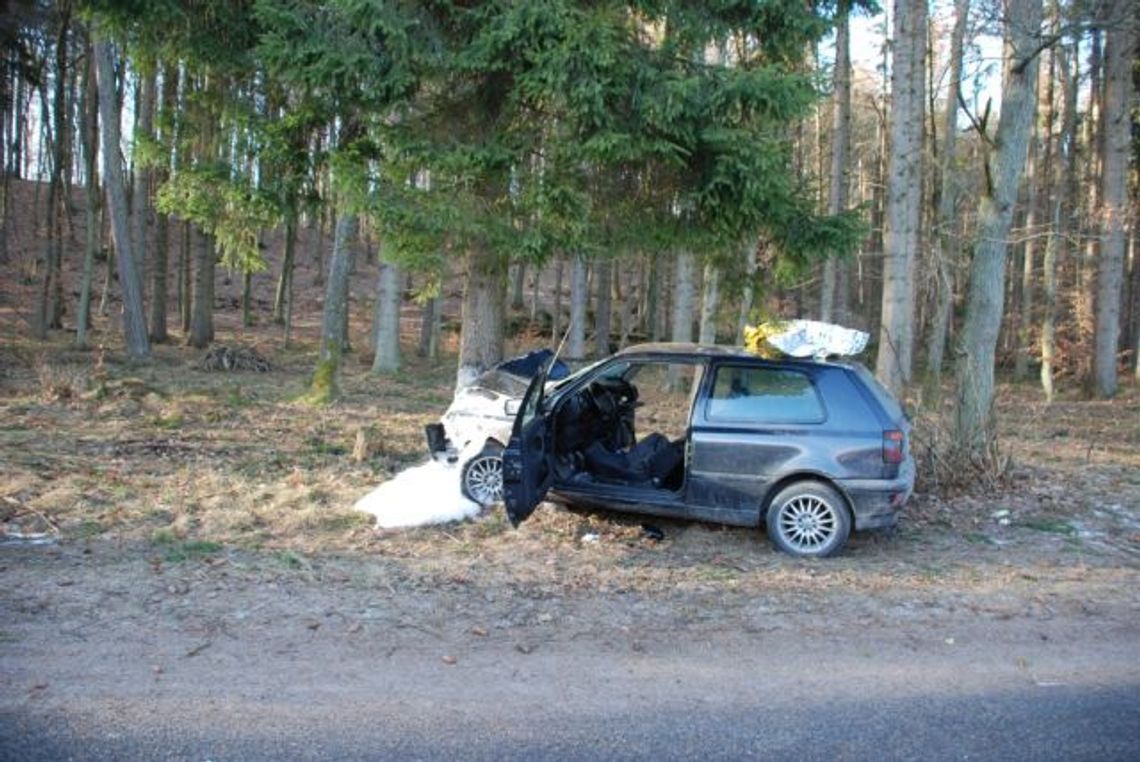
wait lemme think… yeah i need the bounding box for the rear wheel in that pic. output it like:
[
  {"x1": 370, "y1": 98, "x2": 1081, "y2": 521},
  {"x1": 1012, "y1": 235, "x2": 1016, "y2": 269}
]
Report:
[
  {"x1": 461, "y1": 443, "x2": 505, "y2": 507},
  {"x1": 765, "y1": 481, "x2": 851, "y2": 558}
]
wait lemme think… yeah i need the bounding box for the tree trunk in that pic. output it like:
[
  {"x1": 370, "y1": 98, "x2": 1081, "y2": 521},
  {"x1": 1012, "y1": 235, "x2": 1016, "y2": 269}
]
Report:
[
  {"x1": 317, "y1": 213, "x2": 359, "y2": 362},
  {"x1": 699, "y1": 262, "x2": 719, "y2": 344},
  {"x1": 926, "y1": 0, "x2": 970, "y2": 379},
  {"x1": 274, "y1": 215, "x2": 297, "y2": 324},
  {"x1": 551, "y1": 255, "x2": 564, "y2": 342},
  {"x1": 953, "y1": 0, "x2": 1043, "y2": 453},
  {"x1": 510, "y1": 262, "x2": 526, "y2": 311},
  {"x1": 876, "y1": 0, "x2": 928, "y2": 396},
  {"x1": 1076, "y1": 29, "x2": 1104, "y2": 389},
  {"x1": 372, "y1": 258, "x2": 402, "y2": 374},
  {"x1": 456, "y1": 239, "x2": 506, "y2": 388},
  {"x1": 35, "y1": 2, "x2": 72, "y2": 338},
  {"x1": 93, "y1": 33, "x2": 149, "y2": 359},
  {"x1": 149, "y1": 63, "x2": 178, "y2": 343},
  {"x1": 1041, "y1": 28, "x2": 1076, "y2": 403},
  {"x1": 1093, "y1": 11, "x2": 1136, "y2": 398},
  {"x1": 820, "y1": 0, "x2": 851, "y2": 322},
  {"x1": 1014, "y1": 62, "x2": 1047, "y2": 382},
  {"x1": 417, "y1": 295, "x2": 440, "y2": 360},
  {"x1": 241, "y1": 269, "x2": 253, "y2": 327},
  {"x1": 188, "y1": 225, "x2": 215, "y2": 348},
  {"x1": 179, "y1": 221, "x2": 191, "y2": 332},
  {"x1": 671, "y1": 251, "x2": 696, "y2": 343},
  {"x1": 567, "y1": 254, "x2": 588, "y2": 363},
  {"x1": 76, "y1": 36, "x2": 98, "y2": 350},
  {"x1": 737, "y1": 241, "x2": 758, "y2": 341},
  {"x1": 594, "y1": 258, "x2": 612, "y2": 357},
  {"x1": 131, "y1": 61, "x2": 155, "y2": 306}
]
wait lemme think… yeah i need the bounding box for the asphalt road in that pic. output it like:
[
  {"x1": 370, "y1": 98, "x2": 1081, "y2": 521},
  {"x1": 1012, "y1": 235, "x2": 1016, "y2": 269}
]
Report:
[{"x1": 4, "y1": 631, "x2": 1138, "y2": 761}]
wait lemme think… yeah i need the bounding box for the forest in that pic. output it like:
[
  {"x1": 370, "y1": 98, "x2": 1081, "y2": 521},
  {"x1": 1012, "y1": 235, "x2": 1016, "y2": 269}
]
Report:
[{"x1": 1, "y1": 0, "x2": 1137, "y2": 471}]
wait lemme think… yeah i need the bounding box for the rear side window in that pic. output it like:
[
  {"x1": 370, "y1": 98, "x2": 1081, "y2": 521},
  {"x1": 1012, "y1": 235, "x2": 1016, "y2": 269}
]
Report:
[{"x1": 707, "y1": 366, "x2": 824, "y2": 424}]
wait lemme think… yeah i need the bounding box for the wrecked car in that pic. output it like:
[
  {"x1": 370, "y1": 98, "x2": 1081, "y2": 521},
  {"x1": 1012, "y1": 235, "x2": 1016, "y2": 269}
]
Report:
[
  {"x1": 426, "y1": 349, "x2": 569, "y2": 506},
  {"x1": 502, "y1": 343, "x2": 915, "y2": 558}
]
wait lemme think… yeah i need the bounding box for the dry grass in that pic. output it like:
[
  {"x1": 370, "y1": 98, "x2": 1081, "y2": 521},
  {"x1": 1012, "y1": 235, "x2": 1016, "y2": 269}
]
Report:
[{"x1": 2, "y1": 323, "x2": 1138, "y2": 599}]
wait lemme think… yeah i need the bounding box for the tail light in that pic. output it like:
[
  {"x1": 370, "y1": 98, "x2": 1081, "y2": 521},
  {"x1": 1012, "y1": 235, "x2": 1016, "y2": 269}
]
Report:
[{"x1": 882, "y1": 429, "x2": 905, "y2": 465}]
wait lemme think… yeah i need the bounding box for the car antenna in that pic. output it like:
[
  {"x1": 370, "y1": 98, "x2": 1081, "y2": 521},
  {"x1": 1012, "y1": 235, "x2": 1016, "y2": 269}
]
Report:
[{"x1": 550, "y1": 317, "x2": 573, "y2": 368}]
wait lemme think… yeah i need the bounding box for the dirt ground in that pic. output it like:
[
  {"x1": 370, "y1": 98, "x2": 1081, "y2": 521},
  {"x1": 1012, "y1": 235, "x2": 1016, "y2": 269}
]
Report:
[{"x1": 1, "y1": 332, "x2": 1139, "y2": 721}]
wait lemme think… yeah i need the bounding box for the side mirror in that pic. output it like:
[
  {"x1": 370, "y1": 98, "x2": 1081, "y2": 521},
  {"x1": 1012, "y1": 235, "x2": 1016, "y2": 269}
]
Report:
[{"x1": 504, "y1": 398, "x2": 522, "y2": 417}]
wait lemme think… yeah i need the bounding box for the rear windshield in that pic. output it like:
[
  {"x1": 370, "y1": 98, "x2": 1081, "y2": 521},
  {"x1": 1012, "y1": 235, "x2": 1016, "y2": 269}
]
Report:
[{"x1": 850, "y1": 364, "x2": 905, "y2": 423}]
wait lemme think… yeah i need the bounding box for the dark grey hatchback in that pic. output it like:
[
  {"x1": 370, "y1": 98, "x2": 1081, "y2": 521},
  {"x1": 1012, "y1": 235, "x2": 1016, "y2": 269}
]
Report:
[{"x1": 502, "y1": 343, "x2": 914, "y2": 557}]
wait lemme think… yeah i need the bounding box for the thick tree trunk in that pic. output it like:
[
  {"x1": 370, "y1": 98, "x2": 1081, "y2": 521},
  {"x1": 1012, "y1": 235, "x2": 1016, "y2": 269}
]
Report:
[
  {"x1": 699, "y1": 262, "x2": 719, "y2": 344},
  {"x1": 456, "y1": 239, "x2": 506, "y2": 388},
  {"x1": 76, "y1": 37, "x2": 98, "y2": 349},
  {"x1": 1093, "y1": 12, "x2": 1136, "y2": 398},
  {"x1": 188, "y1": 226, "x2": 215, "y2": 348},
  {"x1": 93, "y1": 34, "x2": 149, "y2": 359},
  {"x1": 671, "y1": 251, "x2": 696, "y2": 343},
  {"x1": 372, "y1": 258, "x2": 402, "y2": 374},
  {"x1": 953, "y1": 0, "x2": 1042, "y2": 453},
  {"x1": 876, "y1": 0, "x2": 928, "y2": 396},
  {"x1": 567, "y1": 254, "x2": 588, "y2": 363},
  {"x1": 820, "y1": 1, "x2": 851, "y2": 322}
]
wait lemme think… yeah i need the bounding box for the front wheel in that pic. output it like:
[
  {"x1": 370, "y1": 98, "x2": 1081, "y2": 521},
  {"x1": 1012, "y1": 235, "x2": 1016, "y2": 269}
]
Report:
[
  {"x1": 765, "y1": 481, "x2": 851, "y2": 558},
  {"x1": 460, "y1": 444, "x2": 505, "y2": 507}
]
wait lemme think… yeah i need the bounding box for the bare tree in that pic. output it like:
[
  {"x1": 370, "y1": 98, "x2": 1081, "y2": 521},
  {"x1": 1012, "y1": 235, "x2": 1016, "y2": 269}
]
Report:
[
  {"x1": 926, "y1": 0, "x2": 970, "y2": 377},
  {"x1": 876, "y1": 0, "x2": 928, "y2": 396},
  {"x1": 954, "y1": 0, "x2": 1044, "y2": 452},
  {"x1": 75, "y1": 34, "x2": 98, "y2": 349},
  {"x1": 1093, "y1": 5, "x2": 1137, "y2": 397},
  {"x1": 820, "y1": 0, "x2": 852, "y2": 322},
  {"x1": 93, "y1": 31, "x2": 149, "y2": 359}
]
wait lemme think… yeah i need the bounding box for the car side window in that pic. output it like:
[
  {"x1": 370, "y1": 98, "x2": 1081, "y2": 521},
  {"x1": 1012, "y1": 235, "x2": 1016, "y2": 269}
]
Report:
[{"x1": 706, "y1": 366, "x2": 824, "y2": 424}]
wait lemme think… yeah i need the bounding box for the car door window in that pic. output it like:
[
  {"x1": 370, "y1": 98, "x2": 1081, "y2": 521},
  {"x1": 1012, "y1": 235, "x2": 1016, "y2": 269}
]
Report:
[{"x1": 707, "y1": 367, "x2": 824, "y2": 424}]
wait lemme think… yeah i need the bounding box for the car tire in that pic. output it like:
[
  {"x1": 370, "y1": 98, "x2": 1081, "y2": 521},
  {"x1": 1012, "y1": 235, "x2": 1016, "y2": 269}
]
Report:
[
  {"x1": 460, "y1": 443, "x2": 505, "y2": 507},
  {"x1": 765, "y1": 481, "x2": 851, "y2": 558}
]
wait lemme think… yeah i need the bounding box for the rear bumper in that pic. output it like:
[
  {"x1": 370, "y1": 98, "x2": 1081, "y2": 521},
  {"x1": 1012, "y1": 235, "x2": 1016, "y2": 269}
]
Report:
[{"x1": 840, "y1": 458, "x2": 915, "y2": 531}]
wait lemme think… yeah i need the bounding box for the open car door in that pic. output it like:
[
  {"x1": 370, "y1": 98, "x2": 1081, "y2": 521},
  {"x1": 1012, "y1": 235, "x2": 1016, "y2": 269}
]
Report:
[{"x1": 502, "y1": 359, "x2": 556, "y2": 527}]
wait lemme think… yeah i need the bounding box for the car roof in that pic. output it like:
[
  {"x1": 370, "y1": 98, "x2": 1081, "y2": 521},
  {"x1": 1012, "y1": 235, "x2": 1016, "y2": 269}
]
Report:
[{"x1": 614, "y1": 342, "x2": 851, "y2": 368}]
